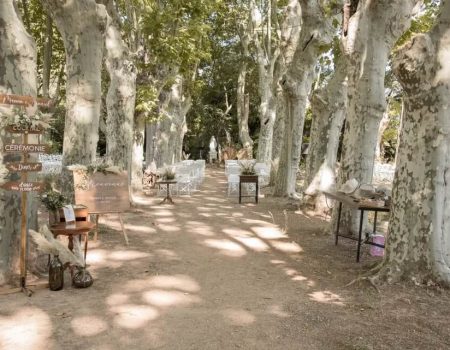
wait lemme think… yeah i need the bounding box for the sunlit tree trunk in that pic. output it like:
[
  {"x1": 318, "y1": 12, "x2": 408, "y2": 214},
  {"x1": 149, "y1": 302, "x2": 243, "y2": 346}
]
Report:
[
  {"x1": 145, "y1": 122, "x2": 158, "y2": 166},
  {"x1": 155, "y1": 75, "x2": 191, "y2": 167},
  {"x1": 0, "y1": 0, "x2": 37, "y2": 284},
  {"x1": 41, "y1": 0, "x2": 107, "y2": 198},
  {"x1": 274, "y1": 0, "x2": 340, "y2": 197},
  {"x1": 237, "y1": 20, "x2": 253, "y2": 158},
  {"x1": 237, "y1": 63, "x2": 253, "y2": 157},
  {"x1": 270, "y1": 88, "x2": 286, "y2": 185},
  {"x1": 248, "y1": 0, "x2": 279, "y2": 163},
  {"x1": 269, "y1": 0, "x2": 301, "y2": 184},
  {"x1": 334, "y1": 0, "x2": 419, "y2": 234},
  {"x1": 131, "y1": 114, "x2": 145, "y2": 193},
  {"x1": 303, "y1": 58, "x2": 347, "y2": 213},
  {"x1": 103, "y1": 0, "x2": 137, "y2": 171},
  {"x1": 42, "y1": 14, "x2": 52, "y2": 98},
  {"x1": 375, "y1": 109, "x2": 390, "y2": 161},
  {"x1": 374, "y1": 1, "x2": 450, "y2": 285}
]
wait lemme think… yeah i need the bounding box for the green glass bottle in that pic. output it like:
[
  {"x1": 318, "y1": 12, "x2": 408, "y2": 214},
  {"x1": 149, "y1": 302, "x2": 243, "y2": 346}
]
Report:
[{"x1": 49, "y1": 254, "x2": 64, "y2": 291}]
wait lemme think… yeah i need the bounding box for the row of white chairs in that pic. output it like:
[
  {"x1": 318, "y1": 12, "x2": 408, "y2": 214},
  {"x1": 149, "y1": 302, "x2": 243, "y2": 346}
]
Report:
[{"x1": 225, "y1": 160, "x2": 271, "y2": 197}]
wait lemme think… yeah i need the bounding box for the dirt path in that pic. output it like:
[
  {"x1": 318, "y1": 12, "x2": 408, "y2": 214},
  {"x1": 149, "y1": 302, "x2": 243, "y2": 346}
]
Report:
[{"x1": 1, "y1": 168, "x2": 449, "y2": 350}]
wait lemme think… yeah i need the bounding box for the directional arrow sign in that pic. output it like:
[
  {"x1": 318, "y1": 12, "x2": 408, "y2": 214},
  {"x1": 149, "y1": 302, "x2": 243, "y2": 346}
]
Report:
[
  {"x1": 6, "y1": 163, "x2": 42, "y2": 172},
  {"x1": 1, "y1": 182, "x2": 44, "y2": 192},
  {"x1": 3, "y1": 144, "x2": 49, "y2": 154},
  {"x1": 6, "y1": 124, "x2": 44, "y2": 134},
  {"x1": 0, "y1": 93, "x2": 52, "y2": 108}
]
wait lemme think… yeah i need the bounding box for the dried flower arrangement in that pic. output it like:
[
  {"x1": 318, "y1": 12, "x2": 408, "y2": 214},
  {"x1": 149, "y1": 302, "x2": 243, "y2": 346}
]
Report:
[
  {"x1": 30, "y1": 225, "x2": 84, "y2": 267},
  {"x1": 239, "y1": 160, "x2": 256, "y2": 175},
  {"x1": 1, "y1": 106, "x2": 53, "y2": 130},
  {"x1": 67, "y1": 163, "x2": 122, "y2": 175},
  {"x1": 162, "y1": 167, "x2": 176, "y2": 180}
]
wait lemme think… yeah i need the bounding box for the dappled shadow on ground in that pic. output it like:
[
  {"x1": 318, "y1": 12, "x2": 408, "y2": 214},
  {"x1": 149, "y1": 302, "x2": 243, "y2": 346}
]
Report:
[{"x1": 1, "y1": 168, "x2": 449, "y2": 349}]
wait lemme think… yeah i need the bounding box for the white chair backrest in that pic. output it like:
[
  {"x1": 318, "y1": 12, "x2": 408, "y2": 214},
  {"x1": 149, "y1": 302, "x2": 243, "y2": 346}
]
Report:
[
  {"x1": 254, "y1": 163, "x2": 270, "y2": 175},
  {"x1": 227, "y1": 165, "x2": 241, "y2": 175},
  {"x1": 225, "y1": 160, "x2": 238, "y2": 166},
  {"x1": 228, "y1": 174, "x2": 240, "y2": 182}
]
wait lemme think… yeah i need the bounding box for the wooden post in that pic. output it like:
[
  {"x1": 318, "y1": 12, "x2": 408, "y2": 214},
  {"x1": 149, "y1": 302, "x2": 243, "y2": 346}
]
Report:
[
  {"x1": 20, "y1": 133, "x2": 28, "y2": 292},
  {"x1": 118, "y1": 213, "x2": 129, "y2": 245}
]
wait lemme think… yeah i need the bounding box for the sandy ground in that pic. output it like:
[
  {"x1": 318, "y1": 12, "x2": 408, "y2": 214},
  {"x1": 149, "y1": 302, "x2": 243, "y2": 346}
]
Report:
[{"x1": 1, "y1": 168, "x2": 450, "y2": 350}]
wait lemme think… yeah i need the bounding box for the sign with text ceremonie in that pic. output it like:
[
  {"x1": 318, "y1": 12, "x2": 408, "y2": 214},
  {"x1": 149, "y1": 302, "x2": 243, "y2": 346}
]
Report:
[{"x1": 73, "y1": 171, "x2": 130, "y2": 213}]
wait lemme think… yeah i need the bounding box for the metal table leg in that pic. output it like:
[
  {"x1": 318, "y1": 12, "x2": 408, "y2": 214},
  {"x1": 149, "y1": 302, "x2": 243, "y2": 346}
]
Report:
[
  {"x1": 239, "y1": 182, "x2": 242, "y2": 204},
  {"x1": 357, "y1": 209, "x2": 364, "y2": 262},
  {"x1": 335, "y1": 202, "x2": 342, "y2": 245}
]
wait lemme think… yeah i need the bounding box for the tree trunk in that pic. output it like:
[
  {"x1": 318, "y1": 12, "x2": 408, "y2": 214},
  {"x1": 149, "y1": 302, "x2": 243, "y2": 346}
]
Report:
[
  {"x1": 303, "y1": 58, "x2": 347, "y2": 213},
  {"x1": 237, "y1": 61, "x2": 253, "y2": 157},
  {"x1": 131, "y1": 114, "x2": 145, "y2": 193},
  {"x1": 274, "y1": 0, "x2": 339, "y2": 197},
  {"x1": 334, "y1": 0, "x2": 419, "y2": 234},
  {"x1": 237, "y1": 18, "x2": 254, "y2": 158},
  {"x1": 42, "y1": 14, "x2": 52, "y2": 98},
  {"x1": 270, "y1": 87, "x2": 286, "y2": 185},
  {"x1": 248, "y1": 0, "x2": 279, "y2": 163},
  {"x1": 0, "y1": 0, "x2": 37, "y2": 284},
  {"x1": 145, "y1": 121, "x2": 158, "y2": 166},
  {"x1": 256, "y1": 66, "x2": 277, "y2": 163},
  {"x1": 41, "y1": 0, "x2": 107, "y2": 198},
  {"x1": 269, "y1": 0, "x2": 301, "y2": 184},
  {"x1": 375, "y1": 109, "x2": 390, "y2": 162},
  {"x1": 103, "y1": 0, "x2": 137, "y2": 171},
  {"x1": 373, "y1": 1, "x2": 450, "y2": 285},
  {"x1": 154, "y1": 75, "x2": 191, "y2": 167}
]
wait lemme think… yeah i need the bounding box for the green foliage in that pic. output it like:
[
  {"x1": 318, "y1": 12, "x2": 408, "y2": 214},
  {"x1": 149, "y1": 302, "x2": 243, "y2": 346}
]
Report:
[
  {"x1": 381, "y1": 99, "x2": 402, "y2": 163},
  {"x1": 141, "y1": 0, "x2": 220, "y2": 76},
  {"x1": 185, "y1": 0, "x2": 260, "y2": 158},
  {"x1": 40, "y1": 189, "x2": 66, "y2": 211},
  {"x1": 396, "y1": 1, "x2": 439, "y2": 47},
  {"x1": 135, "y1": 85, "x2": 159, "y2": 121},
  {"x1": 18, "y1": 0, "x2": 66, "y2": 97},
  {"x1": 161, "y1": 167, "x2": 176, "y2": 180}
]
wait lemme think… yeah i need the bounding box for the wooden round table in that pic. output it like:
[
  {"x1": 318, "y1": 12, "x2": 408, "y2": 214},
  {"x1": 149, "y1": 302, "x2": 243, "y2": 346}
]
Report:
[
  {"x1": 50, "y1": 221, "x2": 95, "y2": 264},
  {"x1": 156, "y1": 180, "x2": 177, "y2": 204}
]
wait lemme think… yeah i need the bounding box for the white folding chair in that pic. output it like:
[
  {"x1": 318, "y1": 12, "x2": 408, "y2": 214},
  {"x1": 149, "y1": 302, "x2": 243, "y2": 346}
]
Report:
[
  {"x1": 227, "y1": 174, "x2": 240, "y2": 197},
  {"x1": 176, "y1": 167, "x2": 193, "y2": 195}
]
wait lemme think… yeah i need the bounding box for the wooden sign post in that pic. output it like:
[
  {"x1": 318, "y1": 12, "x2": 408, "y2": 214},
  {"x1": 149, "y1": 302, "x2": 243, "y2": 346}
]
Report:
[{"x1": 1, "y1": 93, "x2": 50, "y2": 296}]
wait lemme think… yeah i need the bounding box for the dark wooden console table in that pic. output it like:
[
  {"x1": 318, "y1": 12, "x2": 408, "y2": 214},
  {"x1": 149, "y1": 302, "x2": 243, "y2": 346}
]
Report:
[{"x1": 239, "y1": 175, "x2": 259, "y2": 204}]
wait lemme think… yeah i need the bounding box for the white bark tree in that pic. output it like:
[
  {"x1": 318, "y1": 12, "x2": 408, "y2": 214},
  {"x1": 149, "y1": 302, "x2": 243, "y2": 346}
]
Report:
[
  {"x1": 373, "y1": 0, "x2": 450, "y2": 285},
  {"x1": 269, "y1": 0, "x2": 301, "y2": 184},
  {"x1": 303, "y1": 58, "x2": 347, "y2": 213},
  {"x1": 131, "y1": 114, "x2": 145, "y2": 192},
  {"x1": 250, "y1": 0, "x2": 279, "y2": 163},
  {"x1": 41, "y1": 0, "x2": 107, "y2": 197},
  {"x1": 236, "y1": 19, "x2": 253, "y2": 158},
  {"x1": 274, "y1": 0, "x2": 341, "y2": 197},
  {"x1": 333, "y1": 0, "x2": 420, "y2": 234},
  {"x1": 0, "y1": 0, "x2": 37, "y2": 284},
  {"x1": 102, "y1": 0, "x2": 137, "y2": 171},
  {"x1": 154, "y1": 75, "x2": 191, "y2": 167}
]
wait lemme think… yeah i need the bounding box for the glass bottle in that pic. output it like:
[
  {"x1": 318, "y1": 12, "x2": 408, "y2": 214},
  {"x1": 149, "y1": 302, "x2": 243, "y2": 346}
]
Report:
[{"x1": 49, "y1": 254, "x2": 64, "y2": 291}]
